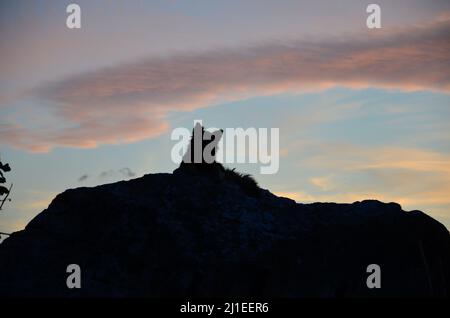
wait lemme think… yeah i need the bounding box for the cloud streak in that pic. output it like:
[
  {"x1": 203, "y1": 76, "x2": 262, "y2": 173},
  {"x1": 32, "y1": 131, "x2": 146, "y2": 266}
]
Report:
[
  {"x1": 78, "y1": 174, "x2": 89, "y2": 182},
  {"x1": 78, "y1": 168, "x2": 136, "y2": 182},
  {"x1": 1, "y1": 16, "x2": 449, "y2": 152},
  {"x1": 291, "y1": 143, "x2": 450, "y2": 210}
]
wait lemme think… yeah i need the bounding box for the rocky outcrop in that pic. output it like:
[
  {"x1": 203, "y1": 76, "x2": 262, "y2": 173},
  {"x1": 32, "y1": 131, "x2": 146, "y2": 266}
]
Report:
[{"x1": 0, "y1": 168, "x2": 449, "y2": 297}]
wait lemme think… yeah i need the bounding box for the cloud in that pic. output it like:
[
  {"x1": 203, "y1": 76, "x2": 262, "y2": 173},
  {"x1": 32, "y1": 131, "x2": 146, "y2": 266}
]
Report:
[
  {"x1": 276, "y1": 189, "x2": 450, "y2": 214},
  {"x1": 291, "y1": 143, "x2": 450, "y2": 212},
  {"x1": 119, "y1": 167, "x2": 136, "y2": 178},
  {"x1": 14, "y1": 190, "x2": 56, "y2": 214},
  {"x1": 303, "y1": 144, "x2": 450, "y2": 174},
  {"x1": 309, "y1": 176, "x2": 335, "y2": 191},
  {"x1": 78, "y1": 174, "x2": 89, "y2": 182},
  {"x1": 98, "y1": 168, "x2": 136, "y2": 180},
  {"x1": 99, "y1": 170, "x2": 115, "y2": 179},
  {"x1": 77, "y1": 168, "x2": 136, "y2": 182},
  {"x1": 1, "y1": 15, "x2": 450, "y2": 152}
]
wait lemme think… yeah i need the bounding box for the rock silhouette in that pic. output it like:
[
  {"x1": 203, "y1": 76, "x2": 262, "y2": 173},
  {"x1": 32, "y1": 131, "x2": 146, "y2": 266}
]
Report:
[{"x1": 0, "y1": 164, "x2": 449, "y2": 297}]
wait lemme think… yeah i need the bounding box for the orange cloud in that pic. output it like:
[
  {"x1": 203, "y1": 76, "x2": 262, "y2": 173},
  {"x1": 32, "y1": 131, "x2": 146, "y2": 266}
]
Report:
[
  {"x1": 1, "y1": 15, "x2": 450, "y2": 152},
  {"x1": 291, "y1": 144, "x2": 450, "y2": 221},
  {"x1": 304, "y1": 145, "x2": 450, "y2": 174}
]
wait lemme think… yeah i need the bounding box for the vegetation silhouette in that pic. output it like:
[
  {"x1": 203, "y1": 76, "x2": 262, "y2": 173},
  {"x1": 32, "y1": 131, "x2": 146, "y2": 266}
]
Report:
[
  {"x1": 0, "y1": 156, "x2": 12, "y2": 240},
  {"x1": 0, "y1": 157, "x2": 12, "y2": 210}
]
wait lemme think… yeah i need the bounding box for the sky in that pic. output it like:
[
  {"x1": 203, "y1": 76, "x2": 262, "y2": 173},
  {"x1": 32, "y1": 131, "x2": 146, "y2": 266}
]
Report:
[{"x1": 1, "y1": 0, "x2": 450, "y2": 237}]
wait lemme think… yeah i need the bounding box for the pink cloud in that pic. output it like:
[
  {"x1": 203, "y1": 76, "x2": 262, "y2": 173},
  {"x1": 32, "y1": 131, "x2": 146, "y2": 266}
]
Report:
[{"x1": 1, "y1": 16, "x2": 450, "y2": 152}]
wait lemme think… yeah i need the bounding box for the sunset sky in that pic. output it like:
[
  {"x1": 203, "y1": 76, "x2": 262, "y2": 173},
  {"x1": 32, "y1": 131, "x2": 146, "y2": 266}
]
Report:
[{"x1": 1, "y1": 0, "x2": 450, "y2": 235}]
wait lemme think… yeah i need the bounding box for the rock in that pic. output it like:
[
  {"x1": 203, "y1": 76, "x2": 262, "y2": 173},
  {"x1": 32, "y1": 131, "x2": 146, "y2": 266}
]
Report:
[{"x1": 0, "y1": 167, "x2": 449, "y2": 297}]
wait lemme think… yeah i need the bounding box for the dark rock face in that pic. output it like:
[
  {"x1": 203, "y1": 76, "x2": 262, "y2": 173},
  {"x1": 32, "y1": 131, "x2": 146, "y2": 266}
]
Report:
[{"x1": 0, "y1": 170, "x2": 449, "y2": 297}]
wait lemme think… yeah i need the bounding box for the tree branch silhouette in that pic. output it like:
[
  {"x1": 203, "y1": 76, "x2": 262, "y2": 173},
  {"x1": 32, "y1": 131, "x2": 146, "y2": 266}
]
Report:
[{"x1": 0, "y1": 157, "x2": 13, "y2": 240}]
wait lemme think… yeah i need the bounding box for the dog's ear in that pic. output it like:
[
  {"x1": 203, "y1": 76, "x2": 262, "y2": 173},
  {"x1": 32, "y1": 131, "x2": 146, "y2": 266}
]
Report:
[
  {"x1": 213, "y1": 129, "x2": 223, "y2": 140},
  {"x1": 192, "y1": 122, "x2": 202, "y2": 133},
  {"x1": 191, "y1": 123, "x2": 203, "y2": 140},
  {"x1": 203, "y1": 130, "x2": 213, "y2": 139}
]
